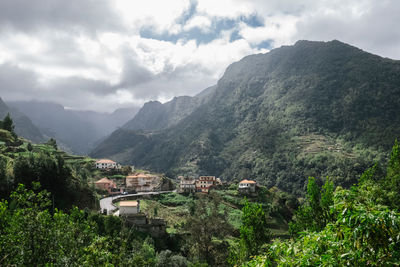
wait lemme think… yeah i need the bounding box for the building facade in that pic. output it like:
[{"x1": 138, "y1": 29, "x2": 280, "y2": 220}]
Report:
[
  {"x1": 95, "y1": 159, "x2": 117, "y2": 169},
  {"x1": 119, "y1": 201, "x2": 140, "y2": 216},
  {"x1": 238, "y1": 179, "x2": 257, "y2": 193},
  {"x1": 179, "y1": 179, "x2": 196, "y2": 193},
  {"x1": 126, "y1": 173, "x2": 159, "y2": 192},
  {"x1": 196, "y1": 176, "x2": 218, "y2": 193},
  {"x1": 94, "y1": 177, "x2": 117, "y2": 193}
]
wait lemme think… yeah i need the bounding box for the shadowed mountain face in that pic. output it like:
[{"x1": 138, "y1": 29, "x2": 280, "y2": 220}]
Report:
[
  {"x1": 0, "y1": 98, "x2": 45, "y2": 143},
  {"x1": 123, "y1": 85, "x2": 216, "y2": 131},
  {"x1": 91, "y1": 40, "x2": 400, "y2": 194},
  {"x1": 7, "y1": 101, "x2": 139, "y2": 154}
]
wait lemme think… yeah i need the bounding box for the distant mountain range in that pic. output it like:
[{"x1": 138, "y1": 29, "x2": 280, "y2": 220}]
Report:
[
  {"x1": 7, "y1": 101, "x2": 139, "y2": 154},
  {"x1": 90, "y1": 40, "x2": 400, "y2": 195}
]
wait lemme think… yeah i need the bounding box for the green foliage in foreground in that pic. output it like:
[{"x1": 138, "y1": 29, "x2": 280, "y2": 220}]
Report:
[
  {"x1": 0, "y1": 184, "x2": 159, "y2": 266},
  {"x1": 244, "y1": 140, "x2": 400, "y2": 266},
  {"x1": 228, "y1": 199, "x2": 271, "y2": 265}
]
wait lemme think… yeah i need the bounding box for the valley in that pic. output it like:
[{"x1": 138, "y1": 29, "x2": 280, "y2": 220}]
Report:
[{"x1": 1, "y1": 40, "x2": 400, "y2": 266}]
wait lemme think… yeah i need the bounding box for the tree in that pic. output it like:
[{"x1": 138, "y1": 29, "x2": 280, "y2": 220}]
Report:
[
  {"x1": 46, "y1": 138, "x2": 58, "y2": 150},
  {"x1": 289, "y1": 177, "x2": 335, "y2": 235},
  {"x1": 240, "y1": 199, "x2": 271, "y2": 256},
  {"x1": 2, "y1": 113, "x2": 14, "y2": 134},
  {"x1": 185, "y1": 193, "x2": 233, "y2": 265},
  {"x1": 229, "y1": 199, "x2": 271, "y2": 265},
  {"x1": 27, "y1": 143, "x2": 33, "y2": 152}
]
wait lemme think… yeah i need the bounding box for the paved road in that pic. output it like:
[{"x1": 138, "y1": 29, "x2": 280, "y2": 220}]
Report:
[{"x1": 99, "y1": 191, "x2": 173, "y2": 215}]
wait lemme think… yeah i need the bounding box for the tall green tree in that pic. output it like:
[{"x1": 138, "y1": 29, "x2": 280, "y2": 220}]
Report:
[
  {"x1": 185, "y1": 193, "x2": 233, "y2": 266},
  {"x1": 289, "y1": 177, "x2": 335, "y2": 235},
  {"x1": 240, "y1": 199, "x2": 271, "y2": 257},
  {"x1": 2, "y1": 113, "x2": 14, "y2": 133},
  {"x1": 46, "y1": 138, "x2": 58, "y2": 150}
]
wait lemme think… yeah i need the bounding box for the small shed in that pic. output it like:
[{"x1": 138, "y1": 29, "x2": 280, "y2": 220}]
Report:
[{"x1": 119, "y1": 201, "x2": 140, "y2": 216}]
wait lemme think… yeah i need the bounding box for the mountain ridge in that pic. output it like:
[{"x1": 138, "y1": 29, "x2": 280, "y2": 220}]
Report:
[
  {"x1": 0, "y1": 98, "x2": 45, "y2": 143},
  {"x1": 91, "y1": 40, "x2": 400, "y2": 194},
  {"x1": 8, "y1": 100, "x2": 140, "y2": 154}
]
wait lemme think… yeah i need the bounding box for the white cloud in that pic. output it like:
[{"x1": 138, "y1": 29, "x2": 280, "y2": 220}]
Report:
[
  {"x1": 183, "y1": 15, "x2": 212, "y2": 32},
  {"x1": 113, "y1": 0, "x2": 190, "y2": 34},
  {"x1": 196, "y1": 0, "x2": 254, "y2": 18},
  {"x1": 0, "y1": 0, "x2": 399, "y2": 112},
  {"x1": 238, "y1": 14, "x2": 299, "y2": 47}
]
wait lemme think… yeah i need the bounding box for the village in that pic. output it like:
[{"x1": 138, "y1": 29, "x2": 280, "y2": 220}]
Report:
[{"x1": 93, "y1": 158, "x2": 259, "y2": 237}]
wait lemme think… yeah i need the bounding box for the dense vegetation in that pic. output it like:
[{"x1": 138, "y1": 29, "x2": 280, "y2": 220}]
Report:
[
  {"x1": 241, "y1": 140, "x2": 400, "y2": 266},
  {"x1": 3, "y1": 111, "x2": 400, "y2": 265},
  {"x1": 91, "y1": 40, "x2": 400, "y2": 195},
  {"x1": 0, "y1": 114, "x2": 95, "y2": 209},
  {"x1": 0, "y1": 98, "x2": 44, "y2": 143},
  {"x1": 0, "y1": 183, "x2": 166, "y2": 266}
]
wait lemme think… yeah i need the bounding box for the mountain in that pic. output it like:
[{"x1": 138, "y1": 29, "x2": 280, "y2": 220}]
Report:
[
  {"x1": 90, "y1": 40, "x2": 400, "y2": 195},
  {"x1": 0, "y1": 98, "x2": 45, "y2": 143},
  {"x1": 123, "y1": 85, "x2": 216, "y2": 131},
  {"x1": 7, "y1": 101, "x2": 139, "y2": 154}
]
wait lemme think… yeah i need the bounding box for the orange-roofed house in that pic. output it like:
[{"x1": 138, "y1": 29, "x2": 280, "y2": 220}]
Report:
[
  {"x1": 95, "y1": 177, "x2": 117, "y2": 193},
  {"x1": 95, "y1": 159, "x2": 117, "y2": 169},
  {"x1": 239, "y1": 179, "x2": 257, "y2": 193}
]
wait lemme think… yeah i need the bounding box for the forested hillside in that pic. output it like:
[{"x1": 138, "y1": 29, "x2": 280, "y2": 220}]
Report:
[
  {"x1": 91, "y1": 40, "x2": 400, "y2": 195},
  {"x1": 0, "y1": 98, "x2": 45, "y2": 143}
]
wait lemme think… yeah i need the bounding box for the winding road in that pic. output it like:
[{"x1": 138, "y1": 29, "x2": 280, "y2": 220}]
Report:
[{"x1": 99, "y1": 191, "x2": 173, "y2": 215}]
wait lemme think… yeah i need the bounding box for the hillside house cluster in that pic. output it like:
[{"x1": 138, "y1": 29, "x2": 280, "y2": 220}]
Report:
[
  {"x1": 95, "y1": 159, "x2": 121, "y2": 170},
  {"x1": 179, "y1": 176, "x2": 221, "y2": 193},
  {"x1": 126, "y1": 173, "x2": 160, "y2": 192}
]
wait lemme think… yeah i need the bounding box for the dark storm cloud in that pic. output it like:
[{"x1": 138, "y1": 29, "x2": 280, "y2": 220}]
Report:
[
  {"x1": 127, "y1": 62, "x2": 216, "y2": 99},
  {"x1": 46, "y1": 76, "x2": 115, "y2": 95},
  {"x1": 118, "y1": 49, "x2": 155, "y2": 88},
  {"x1": 0, "y1": 63, "x2": 38, "y2": 96},
  {"x1": 0, "y1": 0, "x2": 123, "y2": 33},
  {"x1": 0, "y1": 62, "x2": 117, "y2": 109}
]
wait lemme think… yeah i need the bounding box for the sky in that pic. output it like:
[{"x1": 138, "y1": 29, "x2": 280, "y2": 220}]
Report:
[{"x1": 0, "y1": 0, "x2": 399, "y2": 112}]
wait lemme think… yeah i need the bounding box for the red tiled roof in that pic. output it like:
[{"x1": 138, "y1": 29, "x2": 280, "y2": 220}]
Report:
[
  {"x1": 96, "y1": 159, "x2": 116, "y2": 164},
  {"x1": 239, "y1": 179, "x2": 256, "y2": 184},
  {"x1": 95, "y1": 177, "x2": 114, "y2": 184}
]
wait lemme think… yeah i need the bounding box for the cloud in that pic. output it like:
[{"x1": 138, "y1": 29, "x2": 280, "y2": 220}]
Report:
[
  {"x1": 183, "y1": 15, "x2": 213, "y2": 32},
  {"x1": 0, "y1": 0, "x2": 122, "y2": 34},
  {"x1": 0, "y1": 63, "x2": 38, "y2": 96},
  {"x1": 0, "y1": 0, "x2": 399, "y2": 113},
  {"x1": 294, "y1": 0, "x2": 400, "y2": 58}
]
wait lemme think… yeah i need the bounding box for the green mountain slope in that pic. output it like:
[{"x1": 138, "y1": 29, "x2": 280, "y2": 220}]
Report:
[
  {"x1": 0, "y1": 98, "x2": 45, "y2": 143},
  {"x1": 90, "y1": 40, "x2": 400, "y2": 194},
  {"x1": 123, "y1": 85, "x2": 215, "y2": 131}
]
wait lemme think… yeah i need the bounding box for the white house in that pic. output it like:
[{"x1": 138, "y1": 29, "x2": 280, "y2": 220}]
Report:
[
  {"x1": 179, "y1": 178, "x2": 196, "y2": 193},
  {"x1": 119, "y1": 201, "x2": 140, "y2": 216},
  {"x1": 239, "y1": 179, "x2": 257, "y2": 193},
  {"x1": 95, "y1": 159, "x2": 117, "y2": 169}
]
